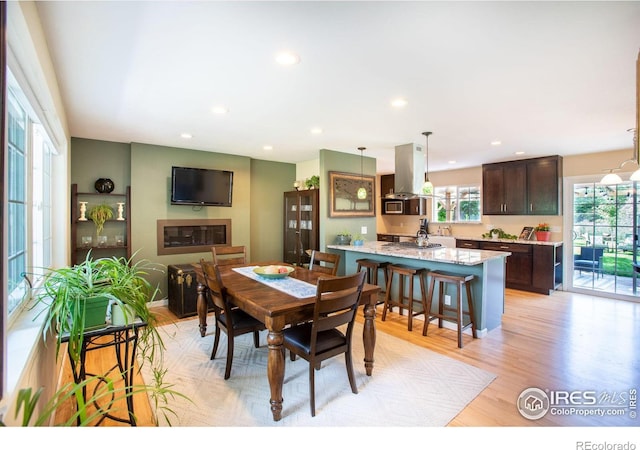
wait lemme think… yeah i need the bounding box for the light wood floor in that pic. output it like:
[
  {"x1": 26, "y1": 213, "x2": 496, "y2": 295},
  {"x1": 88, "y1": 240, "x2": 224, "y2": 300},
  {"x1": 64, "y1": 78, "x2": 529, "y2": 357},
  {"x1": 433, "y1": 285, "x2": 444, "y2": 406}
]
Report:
[{"x1": 56, "y1": 288, "x2": 640, "y2": 426}]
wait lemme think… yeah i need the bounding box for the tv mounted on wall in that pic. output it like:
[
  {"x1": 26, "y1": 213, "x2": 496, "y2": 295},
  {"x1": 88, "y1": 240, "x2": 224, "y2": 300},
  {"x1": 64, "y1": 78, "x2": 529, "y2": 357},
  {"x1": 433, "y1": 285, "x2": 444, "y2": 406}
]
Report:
[{"x1": 171, "y1": 166, "x2": 233, "y2": 207}]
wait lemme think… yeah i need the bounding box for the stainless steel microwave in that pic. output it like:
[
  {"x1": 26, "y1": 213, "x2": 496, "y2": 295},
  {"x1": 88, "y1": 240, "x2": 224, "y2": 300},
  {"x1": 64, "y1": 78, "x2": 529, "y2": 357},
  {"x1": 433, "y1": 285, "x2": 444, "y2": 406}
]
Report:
[{"x1": 383, "y1": 199, "x2": 404, "y2": 214}]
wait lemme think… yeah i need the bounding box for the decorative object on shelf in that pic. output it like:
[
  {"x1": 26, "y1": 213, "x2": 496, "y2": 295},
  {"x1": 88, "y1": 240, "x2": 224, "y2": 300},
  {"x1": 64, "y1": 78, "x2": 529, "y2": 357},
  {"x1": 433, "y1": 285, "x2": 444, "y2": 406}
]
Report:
[
  {"x1": 81, "y1": 236, "x2": 93, "y2": 248},
  {"x1": 421, "y1": 131, "x2": 434, "y2": 195},
  {"x1": 357, "y1": 147, "x2": 368, "y2": 200},
  {"x1": 116, "y1": 202, "x2": 125, "y2": 221},
  {"x1": 293, "y1": 180, "x2": 301, "y2": 191},
  {"x1": 88, "y1": 203, "x2": 113, "y2": 236},
  {"x1": 305, "y1": 175, "x2": 320, "y2": 190},
  {"x1": 115, "y1": 235, "x2": 124, "y2": 246},
  {"x1": 94, "y1": 178, "x2": 115, "y2": 194},
  {"x1": 78, "y1": 201, "x2": 88, "y2": 221},
  {"x1": 335, "y1": 230, "x2": 352, "y2": 245},
  {"x1": 535, "y1": 223, "x2": 551, "y2": 241},
  {"x1": 481, "y1": 228, "x2": 518, "y2": 240},
  {"x1": 97, "y1": 235, "x2": 108, "y2": 247}
]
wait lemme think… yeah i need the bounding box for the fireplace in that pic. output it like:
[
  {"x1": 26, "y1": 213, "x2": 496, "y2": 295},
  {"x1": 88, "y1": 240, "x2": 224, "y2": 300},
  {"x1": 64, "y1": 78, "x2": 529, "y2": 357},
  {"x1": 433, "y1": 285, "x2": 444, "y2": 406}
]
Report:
[{"x1": 157, "y1": 219, "x2": 231, "y2": 255}]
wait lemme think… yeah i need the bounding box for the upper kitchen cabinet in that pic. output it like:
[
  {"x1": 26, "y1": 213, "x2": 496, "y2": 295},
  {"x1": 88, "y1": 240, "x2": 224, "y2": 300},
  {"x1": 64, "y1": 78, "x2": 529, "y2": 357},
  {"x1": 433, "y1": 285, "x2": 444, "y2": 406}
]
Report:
[
  {"x1": 482, "y1": 155, "x2": 562, "y2": 216},
  {"x1": 380, "y1": 174, "x2": 395, "y2": 197},
  {"x1": 482, "y1": 160, "x2": 527, "y2": 215}
]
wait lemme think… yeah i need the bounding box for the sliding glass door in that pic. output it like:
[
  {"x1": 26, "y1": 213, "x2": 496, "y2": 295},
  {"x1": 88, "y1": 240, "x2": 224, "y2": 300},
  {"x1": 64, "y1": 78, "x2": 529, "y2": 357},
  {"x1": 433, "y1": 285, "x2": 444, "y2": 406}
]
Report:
[{"x1": 570, "y1": 179, "x2": 639, "y2": 299}]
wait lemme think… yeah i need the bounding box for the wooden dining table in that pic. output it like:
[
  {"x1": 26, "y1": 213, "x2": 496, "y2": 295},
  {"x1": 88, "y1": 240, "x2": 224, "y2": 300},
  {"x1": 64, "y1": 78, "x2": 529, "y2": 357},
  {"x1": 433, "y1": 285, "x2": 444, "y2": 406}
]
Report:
[{"x1": 192, "y1": 262, "x2": 380, "y2": 421}]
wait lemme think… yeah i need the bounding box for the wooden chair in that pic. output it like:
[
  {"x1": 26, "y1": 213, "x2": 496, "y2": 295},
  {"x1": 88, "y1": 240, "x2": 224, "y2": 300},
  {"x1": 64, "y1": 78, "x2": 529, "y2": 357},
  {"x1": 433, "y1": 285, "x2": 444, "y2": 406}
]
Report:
[
  {"x1": 308, "y1": 250, "x2": 340, "y2": 276},
  {"x1": 283, "y1": 270, "x2": 366, "y2": 416},
  {"x1": 200, "y1": 259, "x2": 265, "y2": 380},
  {"x1": 212, "y1": 245, "x2": 246, "y2": 266}
]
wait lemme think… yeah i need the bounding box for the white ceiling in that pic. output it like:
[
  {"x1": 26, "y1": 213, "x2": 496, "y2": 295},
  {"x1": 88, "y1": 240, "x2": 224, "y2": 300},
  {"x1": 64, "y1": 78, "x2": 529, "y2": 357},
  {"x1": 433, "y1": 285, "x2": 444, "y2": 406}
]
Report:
[{"x1": 35, "y1": 1, "x2": 640, "y2": 174}]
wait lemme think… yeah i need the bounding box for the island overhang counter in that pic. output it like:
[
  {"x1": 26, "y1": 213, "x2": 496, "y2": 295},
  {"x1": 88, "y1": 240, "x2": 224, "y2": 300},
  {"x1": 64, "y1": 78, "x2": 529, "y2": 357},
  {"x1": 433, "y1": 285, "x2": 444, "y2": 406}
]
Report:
[{"x1": 327, "y1": 241, "x2": 511, "y2": 337}]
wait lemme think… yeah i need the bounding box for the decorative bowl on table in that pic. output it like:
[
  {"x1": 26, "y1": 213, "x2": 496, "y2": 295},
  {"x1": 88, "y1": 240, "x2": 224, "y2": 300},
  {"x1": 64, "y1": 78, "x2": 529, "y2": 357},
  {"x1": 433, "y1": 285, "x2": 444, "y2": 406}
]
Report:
[{"x1": 253, "y1": 265, "x2": 295, "y2": 279}]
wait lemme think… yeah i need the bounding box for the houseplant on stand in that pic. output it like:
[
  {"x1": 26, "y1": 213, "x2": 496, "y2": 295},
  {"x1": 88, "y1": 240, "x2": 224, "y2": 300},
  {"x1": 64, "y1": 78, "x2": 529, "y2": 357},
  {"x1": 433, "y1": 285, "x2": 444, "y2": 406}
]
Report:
[
  {"x1": 535, "y1": 223, "x2": 552, "y2": 241},
  {"x1": 88, "y1": 203, "x2": 113, "y2": 238},
  {"x1": 31, "y1": 252, "x2": 187, "y2": 426},
  {"x1": 335, "y1": 230, "x2": 352, "y2": 245}
]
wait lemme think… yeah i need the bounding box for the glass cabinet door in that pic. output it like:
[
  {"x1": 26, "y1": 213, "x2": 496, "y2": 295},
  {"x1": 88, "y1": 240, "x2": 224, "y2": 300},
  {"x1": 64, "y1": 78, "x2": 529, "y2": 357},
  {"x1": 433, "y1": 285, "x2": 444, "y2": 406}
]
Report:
[{"x1": 283, "y1": 190, "x2": 319, "y2": 266}]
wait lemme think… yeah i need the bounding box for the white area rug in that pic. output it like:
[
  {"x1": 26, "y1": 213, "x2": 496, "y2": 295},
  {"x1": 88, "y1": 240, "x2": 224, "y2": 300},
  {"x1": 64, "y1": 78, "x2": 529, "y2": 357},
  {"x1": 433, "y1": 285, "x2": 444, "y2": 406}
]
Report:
[{"x1": 143, "y1": 318, "x2": 496, "y2": 427}]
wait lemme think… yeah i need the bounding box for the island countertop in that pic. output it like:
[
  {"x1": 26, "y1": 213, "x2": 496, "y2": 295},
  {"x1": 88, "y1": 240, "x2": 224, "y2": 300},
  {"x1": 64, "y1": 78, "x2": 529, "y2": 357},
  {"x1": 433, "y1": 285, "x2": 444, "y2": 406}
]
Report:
[{"x1": 327, "y1": 241, "x2": 511, "y2": 266}]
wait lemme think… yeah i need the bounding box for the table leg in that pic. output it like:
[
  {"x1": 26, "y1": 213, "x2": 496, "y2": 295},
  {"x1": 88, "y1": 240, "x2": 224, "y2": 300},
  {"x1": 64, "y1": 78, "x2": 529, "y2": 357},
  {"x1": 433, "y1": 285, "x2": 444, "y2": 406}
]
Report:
[
  {"x1": 266, "y1": 325, "x2": 285, "y2": 421},
  {"x1": 362, "y1": 291, "x2": 377, "y2": 376},
  {"x1": 196, "y1": 281, "x2": 208, "y2": 337}
]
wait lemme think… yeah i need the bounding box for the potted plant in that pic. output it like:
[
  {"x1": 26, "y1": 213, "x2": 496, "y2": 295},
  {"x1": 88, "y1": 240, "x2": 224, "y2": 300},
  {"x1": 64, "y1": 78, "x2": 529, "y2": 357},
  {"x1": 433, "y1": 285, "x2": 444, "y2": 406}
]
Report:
[
  {"x1": 88, "y1": 203, "x2": 113, "y2": 236},
  {"x1": 305, "y1": 175, "x2": 320, "y2": 189},
  {"x1": 352, "y1": 234, "x2": 365, "y2": 246},
  {"x1": 535, "y1": 223, "x2": 552, "y2": 241},
  {"x1": 335, "y1": 230, "x2": 352, "y2": 245}
]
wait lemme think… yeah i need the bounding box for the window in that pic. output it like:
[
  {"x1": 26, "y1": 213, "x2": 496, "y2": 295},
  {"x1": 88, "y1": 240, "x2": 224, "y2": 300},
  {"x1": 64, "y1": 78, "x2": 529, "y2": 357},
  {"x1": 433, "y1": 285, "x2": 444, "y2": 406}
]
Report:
[
  {"x1": 6, "y1": 69, "x2": 54, "y2": 318},
  {"x1": 432, "y1": 185, "x2": 481, "y2": 223}
]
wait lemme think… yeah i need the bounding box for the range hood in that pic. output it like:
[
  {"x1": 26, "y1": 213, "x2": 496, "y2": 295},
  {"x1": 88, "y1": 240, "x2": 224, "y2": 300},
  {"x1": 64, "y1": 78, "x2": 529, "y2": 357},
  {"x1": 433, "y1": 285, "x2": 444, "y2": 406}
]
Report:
[{"x1": 385, "y1": 143, "x2": 426, "y2": 199}]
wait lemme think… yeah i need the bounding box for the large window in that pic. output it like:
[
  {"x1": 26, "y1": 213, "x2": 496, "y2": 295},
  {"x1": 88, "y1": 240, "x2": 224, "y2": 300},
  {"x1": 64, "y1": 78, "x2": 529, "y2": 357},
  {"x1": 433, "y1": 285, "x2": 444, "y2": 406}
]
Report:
[
  {"x1": 6, "y1": 69, "x2": 54, "y2": 318},
  {"x1": 432, "y1": 185, "x2": 481, "y2": 223}
]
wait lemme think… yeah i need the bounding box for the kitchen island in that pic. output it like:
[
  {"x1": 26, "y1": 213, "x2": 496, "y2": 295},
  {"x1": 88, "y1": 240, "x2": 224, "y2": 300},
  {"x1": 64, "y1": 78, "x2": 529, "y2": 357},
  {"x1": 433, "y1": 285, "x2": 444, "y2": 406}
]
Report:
[{"x1": 327, "y1": 241, "x2": 511, "y2": 337}]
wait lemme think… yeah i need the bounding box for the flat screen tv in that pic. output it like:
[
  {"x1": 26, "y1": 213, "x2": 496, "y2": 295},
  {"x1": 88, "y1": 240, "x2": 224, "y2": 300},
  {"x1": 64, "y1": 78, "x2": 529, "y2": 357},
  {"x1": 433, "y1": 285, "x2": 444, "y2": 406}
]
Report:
[{"x1": 171, "y1": 166, "x2": 233, "y2": 207}]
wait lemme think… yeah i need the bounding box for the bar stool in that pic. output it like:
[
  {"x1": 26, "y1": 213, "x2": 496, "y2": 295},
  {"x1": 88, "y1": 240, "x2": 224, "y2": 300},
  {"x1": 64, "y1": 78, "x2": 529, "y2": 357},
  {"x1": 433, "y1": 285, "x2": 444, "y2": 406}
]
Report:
[
  {"x1": 382, "y1": 264, "x2": 428, "y2": 332},
  {"x1": 356, "y1": 258, "x2": 390, "y2": 305},
  {"x1": 423, "y1": 270, "x2": 477, "y2": 348}
]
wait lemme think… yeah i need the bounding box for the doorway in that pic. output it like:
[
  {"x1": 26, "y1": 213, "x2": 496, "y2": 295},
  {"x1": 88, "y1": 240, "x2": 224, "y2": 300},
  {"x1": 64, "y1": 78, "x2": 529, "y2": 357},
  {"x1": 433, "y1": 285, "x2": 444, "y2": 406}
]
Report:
[{"x1": 567, "y1": 177, "x2": 639, "y2": 300}]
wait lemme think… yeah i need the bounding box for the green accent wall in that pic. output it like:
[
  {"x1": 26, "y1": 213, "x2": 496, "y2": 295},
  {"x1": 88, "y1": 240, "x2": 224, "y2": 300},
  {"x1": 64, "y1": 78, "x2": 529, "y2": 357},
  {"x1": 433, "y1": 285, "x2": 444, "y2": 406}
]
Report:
[{"x1": 71, "y1": 138, "x2": 294, "y2": 299}]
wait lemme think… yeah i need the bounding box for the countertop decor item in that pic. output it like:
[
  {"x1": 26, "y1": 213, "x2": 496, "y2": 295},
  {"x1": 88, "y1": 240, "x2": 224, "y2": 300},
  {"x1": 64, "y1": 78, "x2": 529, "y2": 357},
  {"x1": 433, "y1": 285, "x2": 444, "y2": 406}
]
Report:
[
  {"x1": 535, "y1": 223, "x2": 551, "y2": 241},
  {"x1": 94, "y1": 178, "x2": 115, "y2": 194},
  {"x1": 336, "y1": 230, "x2": 352, "y2": 245}
]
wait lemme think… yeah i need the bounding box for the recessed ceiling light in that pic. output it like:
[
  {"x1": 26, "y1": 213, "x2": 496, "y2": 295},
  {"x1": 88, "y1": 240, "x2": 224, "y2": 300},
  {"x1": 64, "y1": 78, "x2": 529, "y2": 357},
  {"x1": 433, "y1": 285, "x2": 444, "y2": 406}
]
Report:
[
  {"x1": 491, "y1": 140, "x2": 502, "y2": 146},
  {"x1": 448, "y1": 160, "x2": 456, "y2": 164},
  {"x1": 263, "y1": 145, "x2": 273, "y2": 151},
  {"x1": 212, "y1": 106, "x2": 228, "y2": 114},
  {"x1": 310, "y1": 127, "x2": 323, "y2": 134},
  {"x1": 275, "y1": 51, "x2": 300, "y2": 65},
  {"x1": 391, "y1": 98, "x2": 408, "y2": 108},
  {"x1": 180, "y1": 133, "x2": 192, "y2": 139},
  {"x1": 515, "y1": 151, "x2": 525, "y2": 155}
]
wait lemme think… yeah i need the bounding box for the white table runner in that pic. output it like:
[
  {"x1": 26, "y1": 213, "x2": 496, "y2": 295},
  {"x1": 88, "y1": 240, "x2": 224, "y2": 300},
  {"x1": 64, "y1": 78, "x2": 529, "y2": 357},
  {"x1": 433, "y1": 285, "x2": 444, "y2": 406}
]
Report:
[{"x1": 233, "y1": 266, "x2": 317, "y2": 299}]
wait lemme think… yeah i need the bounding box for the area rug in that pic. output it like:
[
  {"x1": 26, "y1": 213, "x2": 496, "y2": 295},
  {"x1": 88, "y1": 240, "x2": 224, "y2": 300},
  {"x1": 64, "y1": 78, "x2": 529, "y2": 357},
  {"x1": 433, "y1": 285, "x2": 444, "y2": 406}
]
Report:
[{"x1": 141, "y1": 318, "x2": 496, "y2": 427}]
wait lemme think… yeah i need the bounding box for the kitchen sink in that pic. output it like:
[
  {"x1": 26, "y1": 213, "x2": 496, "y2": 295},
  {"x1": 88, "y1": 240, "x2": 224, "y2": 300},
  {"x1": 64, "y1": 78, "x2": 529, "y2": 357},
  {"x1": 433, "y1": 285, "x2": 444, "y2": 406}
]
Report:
[{"x1": 383, "y1": 241, "x2": 443, "y2": 249}]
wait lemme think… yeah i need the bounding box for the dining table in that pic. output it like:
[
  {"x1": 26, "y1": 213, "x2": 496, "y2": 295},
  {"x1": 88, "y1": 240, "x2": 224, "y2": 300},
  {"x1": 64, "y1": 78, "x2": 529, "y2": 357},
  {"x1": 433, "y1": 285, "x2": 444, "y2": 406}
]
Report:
[{"x1": 192, "y1": 262, "x2": 381, "y2": 421}]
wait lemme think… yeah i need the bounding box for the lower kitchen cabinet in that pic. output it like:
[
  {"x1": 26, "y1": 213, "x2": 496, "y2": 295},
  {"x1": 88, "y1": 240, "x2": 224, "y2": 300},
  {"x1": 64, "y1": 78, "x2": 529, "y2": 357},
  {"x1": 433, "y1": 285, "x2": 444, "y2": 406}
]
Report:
[{"x1": 457, "y1": 239, "x2": 562, "y2": 295}]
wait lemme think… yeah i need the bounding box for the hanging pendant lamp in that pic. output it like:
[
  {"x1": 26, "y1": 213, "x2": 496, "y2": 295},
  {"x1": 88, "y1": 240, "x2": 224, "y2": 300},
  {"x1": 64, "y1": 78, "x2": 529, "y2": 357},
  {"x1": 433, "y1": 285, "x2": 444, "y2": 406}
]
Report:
[
  {"x1": 357, "y1": 147, "x2": 367, "y2": 200},
  {"x1": 421, "y1": 131, "x2": 434, "y2": 195}
]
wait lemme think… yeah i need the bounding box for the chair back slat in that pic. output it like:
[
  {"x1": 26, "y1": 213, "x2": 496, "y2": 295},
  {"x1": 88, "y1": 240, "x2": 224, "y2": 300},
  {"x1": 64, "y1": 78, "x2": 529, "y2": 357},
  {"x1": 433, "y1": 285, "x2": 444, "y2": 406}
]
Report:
[
  {"x1": 309, "y1": 250, "x2": 340, "y2": 275},
  {"x1": 311, "y1": 272, "x2": 366, "y2": 335},
  {"x1": 200, "y1": 259, "x2": 229, "y2": 313},
  {"x1": 212, "y1": 246, "x2": 247, "y2": 266}
]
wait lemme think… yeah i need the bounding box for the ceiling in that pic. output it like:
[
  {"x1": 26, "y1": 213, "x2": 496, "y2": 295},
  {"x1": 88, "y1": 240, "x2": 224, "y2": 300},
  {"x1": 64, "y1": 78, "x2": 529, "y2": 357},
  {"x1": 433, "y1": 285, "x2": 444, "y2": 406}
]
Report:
[{"x1": 35, "y1": 1, "x2": 640, "y2": 174}]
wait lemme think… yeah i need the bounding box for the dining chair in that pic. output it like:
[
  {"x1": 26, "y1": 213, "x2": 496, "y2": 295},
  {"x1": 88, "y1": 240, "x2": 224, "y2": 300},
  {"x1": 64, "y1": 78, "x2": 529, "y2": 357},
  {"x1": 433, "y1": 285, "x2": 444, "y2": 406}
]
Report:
[
  {"x1": 200, "y1": 259, "x2": 265, "y2": 380},
  {"x1": 211, "y1": 245, "x2": 247, "y2": 266},
  {"x1": 283, "y1": 270, "x2": 366, "y2": 416},
  {"x1": 308, "y1": 250, "x2": 340, "y2": 276}
]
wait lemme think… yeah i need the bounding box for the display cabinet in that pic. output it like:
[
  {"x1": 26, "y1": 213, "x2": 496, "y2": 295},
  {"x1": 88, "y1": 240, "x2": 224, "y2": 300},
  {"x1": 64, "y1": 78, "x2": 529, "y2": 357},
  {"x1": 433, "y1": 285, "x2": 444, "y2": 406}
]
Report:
[
  {"x1": 283, "y1": 189, "x2": 319, "y2": 266},
  {"x1": 71, "y1": 183, "x2": 131, "y2": 265}
]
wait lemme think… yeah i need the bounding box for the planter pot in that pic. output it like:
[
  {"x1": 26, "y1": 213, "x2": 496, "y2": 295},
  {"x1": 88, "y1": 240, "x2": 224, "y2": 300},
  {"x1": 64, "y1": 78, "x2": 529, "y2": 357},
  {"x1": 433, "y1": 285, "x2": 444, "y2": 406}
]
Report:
[
  {"x1": 535, "y1": 231, "x2": 551, "y2": 242},
  {"x1": 353, "y1": 239, "x2": 364, "y2": 246},
  {"x1": 111, "y1": 303, "x2": 136, "y2": 326},
  {"x1": 336, "y1": 235, "x2": 351, "y2": 245},
  {"x1": 70, "y1": 296, "x2": 110, "y2": 330}
]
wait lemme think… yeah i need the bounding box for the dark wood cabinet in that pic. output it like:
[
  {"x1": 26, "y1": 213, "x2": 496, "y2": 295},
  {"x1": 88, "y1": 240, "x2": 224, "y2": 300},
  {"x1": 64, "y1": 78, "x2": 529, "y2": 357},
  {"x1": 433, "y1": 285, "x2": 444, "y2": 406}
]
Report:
[
  {"x1": 482, "y1": 155, "x2": 562, "y2": 216},
  {"x1": 380, "y1": 174, "x2": 395, "y2": 197},
  {"x1": 283, "y1": 189, "x2": 319, "y2": 266},
  {"x1": 457, "y1": 238, "x2": 563, "y2": 295}
]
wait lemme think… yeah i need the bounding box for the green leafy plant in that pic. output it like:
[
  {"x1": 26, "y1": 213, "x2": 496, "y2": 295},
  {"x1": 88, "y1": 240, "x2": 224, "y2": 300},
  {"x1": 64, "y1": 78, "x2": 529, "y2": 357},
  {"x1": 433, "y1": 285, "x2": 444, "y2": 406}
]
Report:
[
  {"x1": 305, "y1": 175, "x2": 320, "y2": 189},
  {"x1": 536, "y1": 222, "x2": 551, "y2": 231},
  {"x1": 337, "y1": 230, "x2": 352, "y2": 237},
  {"x1": 88, "y1": 203, "x2": 113, "y2": 235}
]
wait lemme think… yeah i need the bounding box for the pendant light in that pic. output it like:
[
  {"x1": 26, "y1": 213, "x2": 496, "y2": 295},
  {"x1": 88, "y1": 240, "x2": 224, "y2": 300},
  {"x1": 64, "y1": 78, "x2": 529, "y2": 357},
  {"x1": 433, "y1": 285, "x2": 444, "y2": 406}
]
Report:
[
  {"x1": 357, "y1": 147, "x2": 367, "y2": 200},
  {"x1": 421, "y1": 131, "x2": 434, "y2": 195},
  {"x1": 599, "y1": 128, "x2": 639, "y2": 184}
]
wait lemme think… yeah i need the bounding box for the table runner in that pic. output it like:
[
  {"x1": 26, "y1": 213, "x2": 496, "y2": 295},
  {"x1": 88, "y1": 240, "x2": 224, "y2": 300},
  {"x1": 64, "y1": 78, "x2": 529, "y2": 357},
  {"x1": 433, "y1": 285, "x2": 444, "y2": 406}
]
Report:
[{"x1": 233, "y1": 266, "x2": 317, "y2": 299}]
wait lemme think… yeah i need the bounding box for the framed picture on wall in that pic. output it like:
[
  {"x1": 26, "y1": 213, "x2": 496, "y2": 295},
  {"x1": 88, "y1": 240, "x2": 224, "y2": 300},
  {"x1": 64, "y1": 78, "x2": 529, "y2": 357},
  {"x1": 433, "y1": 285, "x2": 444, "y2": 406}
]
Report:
[{"x1": 328, "y1": 171, "x2": 376, "y2": 217}]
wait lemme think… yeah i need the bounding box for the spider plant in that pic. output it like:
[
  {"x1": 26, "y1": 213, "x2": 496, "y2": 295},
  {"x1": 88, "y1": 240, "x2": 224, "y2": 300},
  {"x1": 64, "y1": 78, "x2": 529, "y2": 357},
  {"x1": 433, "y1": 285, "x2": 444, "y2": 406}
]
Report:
[{"x1": 88, "y1": 203, "x2": 113, "y2": 235}]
